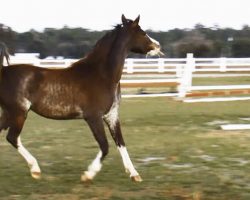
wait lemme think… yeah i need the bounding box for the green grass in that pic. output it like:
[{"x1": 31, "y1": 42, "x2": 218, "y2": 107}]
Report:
[
  {"x1": 1, "y1": 98, "x2": 250, "y2": 200},
  {"x1": 193, "y1": 76, "x2": 250, "y2": 86}
]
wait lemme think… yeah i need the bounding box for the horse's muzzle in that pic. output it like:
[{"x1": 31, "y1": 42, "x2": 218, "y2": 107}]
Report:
[{"x1": 146, "y1": 45, "x2": 165, "y2": 57}]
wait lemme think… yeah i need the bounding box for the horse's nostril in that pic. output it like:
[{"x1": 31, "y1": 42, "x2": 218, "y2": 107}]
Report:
[
  {"x1": 155, "y1": 43, "x2": 161, "y2": 49},
  {"x1": 150, "y1": 42, "x2": 160, "y2": 50}
]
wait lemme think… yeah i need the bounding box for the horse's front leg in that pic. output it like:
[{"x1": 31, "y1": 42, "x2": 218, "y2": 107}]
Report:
[
  {"x1": 104, "y1": 108, "x2": 142, "y2": 182},
  {"x1": 81, "y1": 115, "x2": 109, "y2": 182}
]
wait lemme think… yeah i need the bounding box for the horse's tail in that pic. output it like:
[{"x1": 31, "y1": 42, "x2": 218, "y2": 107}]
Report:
[{"x1": 0, "y1": 42, "x2": 10, "y2": 80}]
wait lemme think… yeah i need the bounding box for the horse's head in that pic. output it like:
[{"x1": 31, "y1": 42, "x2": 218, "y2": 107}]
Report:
[{"x1": 121, "y1": 15, "x2": 164, "y2": 57}]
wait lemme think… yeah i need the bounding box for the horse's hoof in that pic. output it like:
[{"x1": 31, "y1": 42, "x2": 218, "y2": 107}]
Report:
[
  {"x1": 81, "y1": 172, "x2": 93, "y2": 183},
  {"x1": 31, "y1": 172, "x2": 41, "y2": 180},
  {"x1": 131, "y1": 175, "x2": 143, "y2": 182}
]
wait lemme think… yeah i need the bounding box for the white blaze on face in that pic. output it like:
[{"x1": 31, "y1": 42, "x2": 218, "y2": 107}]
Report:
[
  {"x1": 148, "y1": 35, "x2": 160, "y2": 46},
  {"x1": 146, "y1": 35, "x2": 164, "y2": 57}
]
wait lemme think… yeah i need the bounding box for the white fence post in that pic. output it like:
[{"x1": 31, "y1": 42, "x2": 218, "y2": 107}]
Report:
[
  {"x1": 176, "y1": 65, "x2": 183, "y2": 78},
  {"x1": 127, "y1": 58, "x2": 134, "y2": 73},
  {"x1": 158, "y1": 58, "x2": 165, "y2": 73},
  {"x1": 178, "y1": 53, "x2": 195, "y2": 98},
  {"x1": 220, "y1": 57, "x2": 227, "y2": 72}
]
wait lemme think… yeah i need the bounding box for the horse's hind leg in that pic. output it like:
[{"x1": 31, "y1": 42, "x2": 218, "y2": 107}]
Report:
[
  {"x1": 81, "y1": 115, "x2": 109, "y2": 182},
  {"x1": 104, "y1": 106, "x2": 142, "y2": 182},
  {"x1": 6, "y1": 110, "x2": 41, "y2": 179},
  {"x1": 0, "y1": 108, "x2": 10, "y2": 132}
]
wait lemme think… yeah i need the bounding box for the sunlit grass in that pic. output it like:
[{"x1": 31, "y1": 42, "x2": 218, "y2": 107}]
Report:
[{"x1": 1, "y1": 98, "x2": 250, "y2": 199}]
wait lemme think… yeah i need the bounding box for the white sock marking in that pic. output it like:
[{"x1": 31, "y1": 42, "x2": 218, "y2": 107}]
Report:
[
  {"x1": 17, "y1": 137, "x2": 41, "y2": 174},
  {"x1": 118, "y1": 146, "x2": 139, "y2": 177},
  {"x1": 84, "y1": 151, "x2": 103, "y2": 179}
]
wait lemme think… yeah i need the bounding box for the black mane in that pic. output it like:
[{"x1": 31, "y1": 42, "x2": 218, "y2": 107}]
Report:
[{"x1": 93, "y1": 24, "x2": 122, "y2": 49}]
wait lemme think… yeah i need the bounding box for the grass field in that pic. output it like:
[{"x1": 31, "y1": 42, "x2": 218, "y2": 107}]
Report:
[
  {"x1": 193, "y1": 76, "x2": 250, "y2": 86},
  {"x1": 1, "y1": 98, "x2": 250, "y2": 200}
]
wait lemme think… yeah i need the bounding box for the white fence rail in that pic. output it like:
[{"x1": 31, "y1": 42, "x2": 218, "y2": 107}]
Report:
[
  {"x1": 6, "y1": 53, "x2": 250, "y2": 100},
  {"x1": 8, "y1": 57, "x2": 76, "y2": 68},
  {"x1": 123, "y1": 56, "x2": 250, "y2": 74},
  {"x1": 8, "y1": 54, "x2": 250, "y2": 74}
]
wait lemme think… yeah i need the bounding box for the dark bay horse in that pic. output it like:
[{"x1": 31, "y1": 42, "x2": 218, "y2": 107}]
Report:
[{"x1": 0, "y1": 15, "x2": 163, "y2": 182}]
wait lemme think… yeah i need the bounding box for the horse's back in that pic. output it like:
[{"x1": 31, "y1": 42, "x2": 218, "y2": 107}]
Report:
[{"x1": 0, "y1": 65, "x2": 64, "y2": 108}]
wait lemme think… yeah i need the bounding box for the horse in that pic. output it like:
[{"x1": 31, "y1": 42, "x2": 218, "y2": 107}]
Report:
[{"x1": 0, "y1": 15, "x2": 163, "y2": 182}]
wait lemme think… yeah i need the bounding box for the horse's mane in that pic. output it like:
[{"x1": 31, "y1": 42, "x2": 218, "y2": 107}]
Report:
[
  {"x1": 93, "y1": 24, "x2": 122, "y2": 49},
  {"x1": 70, "y1": 25, "x2": 123, "y2": 67},
  {"x1": 93, "y1": 19, "x2": 135, "y2": 50}
]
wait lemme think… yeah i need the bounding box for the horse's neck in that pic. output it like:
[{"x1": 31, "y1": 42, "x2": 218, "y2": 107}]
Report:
[
  {"x1": 87, "y1": 31, "x2": 129, "y2": 83},
  {"x1": 106, "y1": 35, "x2": 129, "y2": 83}
]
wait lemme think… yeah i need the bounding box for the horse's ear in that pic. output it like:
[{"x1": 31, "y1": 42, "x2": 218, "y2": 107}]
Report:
[
  {"x1": 132, "y1": 15, "x2": 140, "y2": 26},
  {"x1": 122, "y1": 14, "x2": 127, "y2": 25}
]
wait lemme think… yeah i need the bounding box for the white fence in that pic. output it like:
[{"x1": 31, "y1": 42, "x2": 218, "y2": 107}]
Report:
[
  {"x1": 124, "y1": 55, "x2": 250, "y2": 74},
  {"x1": 8, "y1": 53, "x2": 250, "y2": 74},
  {"x1": 9, "y1": 55, "x2": 250, "y2": 72},
  {"x1": 6, "y1": 53, "x2": 250, "y2": 100},
  {"x1": 8, "y1": 56, "x2": 75, "y2": 68},
  {"x1": 124, "y1": 54, "x2": 250, "y2": 99},
  {"x1": 176, "y1": 54, "x2": 250, "y2": 100}
]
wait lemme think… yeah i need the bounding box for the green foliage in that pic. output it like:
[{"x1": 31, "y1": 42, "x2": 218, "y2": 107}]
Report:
[
  {"x1": 232, "y1": 38, "x2": 250, "y2": 57},
  {"x1": 0, "y1": 23, "x2": 250, "y2": 58},
  {"x1": 0, "y1": 24, "x2": 16, "y2": 54}
]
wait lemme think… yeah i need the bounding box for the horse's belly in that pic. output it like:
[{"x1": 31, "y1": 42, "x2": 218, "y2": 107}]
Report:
[{"x1": 31, "y1": 101, "x2": 84, "y2": 120}]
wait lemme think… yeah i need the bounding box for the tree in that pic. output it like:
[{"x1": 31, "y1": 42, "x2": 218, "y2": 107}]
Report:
[
  {"x1": 232, "y1": 39, "x2": 250, "y2": 57},
  {"x1": 172, "y1": 30, "x2": 214, "y2": 57},
  {"x1": 0, "y1": 24, "x2": 16, "y2": 54},
  {"x1": 1, "y1": 22, "x2": 250, "y2": 58}
]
